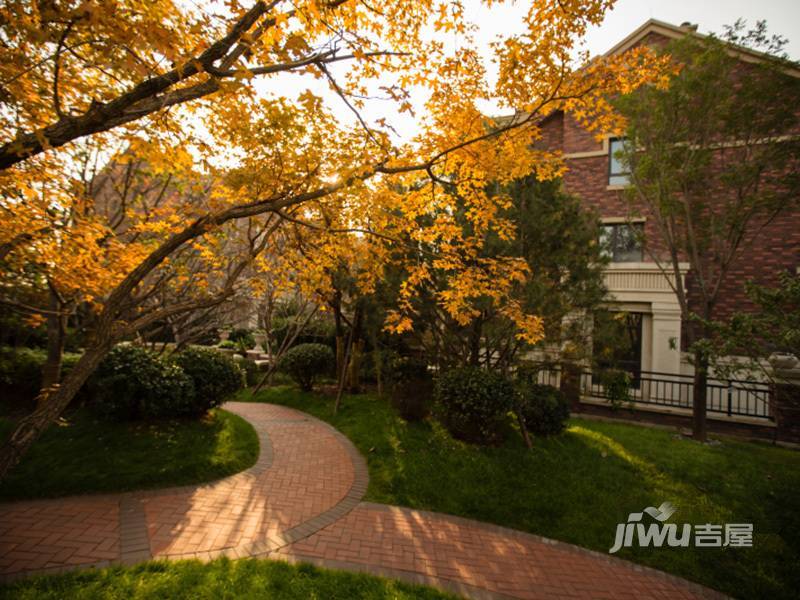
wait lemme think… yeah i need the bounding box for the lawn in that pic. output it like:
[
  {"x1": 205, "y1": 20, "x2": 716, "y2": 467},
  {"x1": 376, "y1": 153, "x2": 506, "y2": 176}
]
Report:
[
  {"x1": 0, "y1": 409, "x2": 259, "y2": 501},
  {"x1": 242, "y1": 386, "x2": 800, "y2": 600},
  {"x1": 0, "y1": 557, "x2": 457, "y2": 600}
]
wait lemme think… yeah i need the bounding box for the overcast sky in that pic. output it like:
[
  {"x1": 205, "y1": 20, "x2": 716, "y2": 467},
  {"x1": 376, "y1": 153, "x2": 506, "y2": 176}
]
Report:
[
  {"x1": 581, "y1": 0, "x2": 800, "y2": 58},
  {"x1": 255, "y1": 1, "x2": 800, "y2": 147}
]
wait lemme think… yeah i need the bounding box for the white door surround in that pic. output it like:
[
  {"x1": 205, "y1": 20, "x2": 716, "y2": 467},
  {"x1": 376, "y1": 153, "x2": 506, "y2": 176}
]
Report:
[{"x1": 602, "y1": 262, "x2": 690, "y2": 375}]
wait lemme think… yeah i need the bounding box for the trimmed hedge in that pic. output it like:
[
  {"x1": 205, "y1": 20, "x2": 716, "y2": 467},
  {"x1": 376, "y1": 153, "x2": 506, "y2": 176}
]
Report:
[
  {"x1": 515, "y1": 382, "x2": 570, "y2": 437},
  {"x1": 434, "y1": 366, "x2": 515, "y2": 444},
  {"x1": 278, "y1": 343, "x2": 334, "y2": 391},
  {"x1": 90, "y1": 345, "x2": 196, "y2": 421},
  {"x1": 172, "y1": 347, "x2": 245, "y2": 415}
]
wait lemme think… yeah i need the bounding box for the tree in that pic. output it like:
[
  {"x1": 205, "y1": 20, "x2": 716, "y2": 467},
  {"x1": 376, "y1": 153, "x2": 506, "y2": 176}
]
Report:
[
  {"x1": 615, "y1": 22, "x2": 800, "y2": 441},
  {"x1": 0, "y1": 0, "x2": 672, "y2": 478},
  {"x1": 701, "y1": 272, "x2": 800, "y2": 384},
  {"x1": 402, "y1": 176, "x2": 608, "y2": 371}
]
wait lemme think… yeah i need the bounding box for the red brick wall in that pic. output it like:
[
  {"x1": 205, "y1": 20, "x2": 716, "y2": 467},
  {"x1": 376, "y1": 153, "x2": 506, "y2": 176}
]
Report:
[
  {"x1": 562, "y1": 155, "x2": 671, "y2": 262},
  {"x1": 536, "y1": 112, "x2": 563, "y2": 149},
  {"x1": 547, "y1": 30, "x2": 800, "y2": 324},
  {"x1": 563, "y1": 114, "x2": 601, "y2": 154}
]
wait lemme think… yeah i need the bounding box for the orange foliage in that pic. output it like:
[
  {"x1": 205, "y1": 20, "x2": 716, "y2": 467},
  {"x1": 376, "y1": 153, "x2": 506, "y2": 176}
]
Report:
[{"x1": 0, "y1": 0, "x2": 674, "y2": 345}]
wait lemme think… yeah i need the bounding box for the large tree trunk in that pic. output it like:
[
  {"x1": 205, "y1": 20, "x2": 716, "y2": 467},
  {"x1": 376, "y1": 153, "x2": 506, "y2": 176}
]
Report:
[
  {"x1": 692, "y1": 347, "x2": 709, "y2": 442},
  {"x1": 0, "y1": 339, "x2": 113, "y2": 481}
]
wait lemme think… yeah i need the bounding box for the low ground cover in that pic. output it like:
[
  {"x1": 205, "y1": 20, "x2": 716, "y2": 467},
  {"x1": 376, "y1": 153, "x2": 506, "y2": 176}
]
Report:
[{"x1": 0, "y1": 557, "x2": 457, "y2": 600}]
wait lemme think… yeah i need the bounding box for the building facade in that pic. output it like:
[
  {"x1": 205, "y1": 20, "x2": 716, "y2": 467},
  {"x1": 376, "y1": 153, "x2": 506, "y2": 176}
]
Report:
[{"x1": 537, "y1": 19, "x2": 800, "y2": 383}]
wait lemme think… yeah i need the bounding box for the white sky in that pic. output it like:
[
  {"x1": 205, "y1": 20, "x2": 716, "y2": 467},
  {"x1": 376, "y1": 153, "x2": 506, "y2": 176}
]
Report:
[
  {"x1": 231, "y1": 1, "x2": 800, "y2": 151},
  {"x1": 580, "y1": 0, "x2": 800, "y2": 58}
]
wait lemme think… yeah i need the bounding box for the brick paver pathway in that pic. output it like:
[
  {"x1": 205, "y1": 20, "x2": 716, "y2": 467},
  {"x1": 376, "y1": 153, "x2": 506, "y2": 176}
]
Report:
[{"x1": 0, "y1": 402, "x2": 725, "y2": 599}]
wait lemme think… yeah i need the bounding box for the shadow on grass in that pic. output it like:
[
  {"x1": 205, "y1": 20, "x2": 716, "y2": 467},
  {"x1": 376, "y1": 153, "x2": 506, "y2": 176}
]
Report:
[{"x1": 0, "y1": 408, "x2": 259, "y2": 501}]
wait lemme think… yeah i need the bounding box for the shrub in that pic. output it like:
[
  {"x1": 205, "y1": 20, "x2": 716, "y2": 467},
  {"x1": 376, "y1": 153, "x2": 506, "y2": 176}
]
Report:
[
  {"x1": 278, "y1": 343, "x2": 334, "y2": 391},
  {"x1": 434, "y1": 367, "x2": 515, "y2": 444},
  {"x1": 515, "y1": 382, "x2": 570, "y2": 437},
  {"x1": 90, "y1": 345, "x2": 195, "y2": 421},
  {"x1": 598, "y1": 368, "x2": 633, "y2": 410},
  {"x1": 173, "y1": 347, "x2": 245, "y2": 414},
  {"x1": 0, "y1": 346, "x2": 83, "y2": 408},
  {"x1": 389, "y1": 357, "x2": 432, "y2": 421},
  {"x1": 218, "y1": 340, "x2": 236, "y2": 350},
  {"x1": 228, "y1": 328, "x2": 255, "y2": 350}
]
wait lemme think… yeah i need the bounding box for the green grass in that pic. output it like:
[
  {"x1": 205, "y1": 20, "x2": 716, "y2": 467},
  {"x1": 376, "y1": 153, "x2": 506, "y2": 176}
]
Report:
[
  {"x1": 0, "y1": 557, "x2": 457, "y2": 599},
  {"x1": 0, "y1": 409, "x2": 259, "y2": 501},
  {"x1": 241, "y1": 386, "x2": 800, "y2": 600}
]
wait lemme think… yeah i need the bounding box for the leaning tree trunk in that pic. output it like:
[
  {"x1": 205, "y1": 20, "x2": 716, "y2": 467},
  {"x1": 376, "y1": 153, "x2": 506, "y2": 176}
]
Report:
[{"x1": 0, "y1": 339, "x2": 113, "y2": 481}]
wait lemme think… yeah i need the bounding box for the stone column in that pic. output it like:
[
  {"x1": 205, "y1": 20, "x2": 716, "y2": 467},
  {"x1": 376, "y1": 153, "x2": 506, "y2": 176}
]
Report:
[
  {"x1": 772, "y1": 364, "x2": 800, "y2": 444},
  {"x1": 649, "y1": 304, "x2": 682, "y2": 375}
]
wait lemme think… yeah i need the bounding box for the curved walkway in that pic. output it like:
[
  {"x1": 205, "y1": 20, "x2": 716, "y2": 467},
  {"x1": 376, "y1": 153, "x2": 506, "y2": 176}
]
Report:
[{"x1": 0, "y1": 402, "x2": 725, "y2": 599}]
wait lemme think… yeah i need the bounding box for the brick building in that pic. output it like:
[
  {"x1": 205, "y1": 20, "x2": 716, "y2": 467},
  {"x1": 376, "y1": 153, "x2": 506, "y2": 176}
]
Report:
[
  {"x1": 526, "y1": 20, "x2": 800, "y2": 437},
  {"x1": 536, "y1": 19, "x2": 800, "y2": 382}
]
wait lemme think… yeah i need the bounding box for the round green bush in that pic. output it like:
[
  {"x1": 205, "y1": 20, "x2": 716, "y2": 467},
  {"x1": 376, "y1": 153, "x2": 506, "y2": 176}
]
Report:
[
  {"x1": 90, "y1": 345, "x2": 195, "y2": 421},
  {"x1": 434, "y1": 366, "x2": 515, "y2": 444},
  {"x1": 0, "y1": 346, "x2": 83, "y2": 408},
  {"x1": 516, "y1": 382, "x2": 570, "y2": 436},
  {"x1": 278, "y1": 343, "x2": 334, "y2": 391},
  {"x1": 389, "y1": 357, "x2": 432, "y2": 422},
  {"x1": 173, "y1": 347, "x2": 245, "y2": 414}
]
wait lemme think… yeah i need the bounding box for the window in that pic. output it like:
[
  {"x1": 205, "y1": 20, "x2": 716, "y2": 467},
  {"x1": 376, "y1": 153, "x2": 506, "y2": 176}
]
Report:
[
  {"x1": 608, "y1": 137, "x2": 629, "y2": 186},
  {"x1": 600, "y1": 222, "x2": 643, "y2": 262}
]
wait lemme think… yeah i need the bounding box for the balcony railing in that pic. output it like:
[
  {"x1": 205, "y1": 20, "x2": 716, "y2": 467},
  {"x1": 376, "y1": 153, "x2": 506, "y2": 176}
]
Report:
[{"x1": 532, "y1": 366, "x2": 774, "y2": 421}]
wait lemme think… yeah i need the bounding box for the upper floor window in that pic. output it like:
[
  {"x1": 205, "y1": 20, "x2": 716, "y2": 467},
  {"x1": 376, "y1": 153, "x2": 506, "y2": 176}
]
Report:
[
  {"x1": 600, "y1": 222, "x2": 643, "y2": 262},
  {"x1": 608, "y1": 137, "x2": 630, "y2": 186}
]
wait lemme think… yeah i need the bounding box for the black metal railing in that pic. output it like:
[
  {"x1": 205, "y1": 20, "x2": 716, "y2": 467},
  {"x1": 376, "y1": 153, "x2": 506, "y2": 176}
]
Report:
[{"x1": 531, "y1": 366, "x2": 773, "y2": 420}]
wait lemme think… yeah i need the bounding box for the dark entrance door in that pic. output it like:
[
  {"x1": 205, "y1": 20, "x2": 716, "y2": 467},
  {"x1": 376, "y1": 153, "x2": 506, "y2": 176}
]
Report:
[{"x1": 593, "y1": 310, "x2": 644, "y2": 387}]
